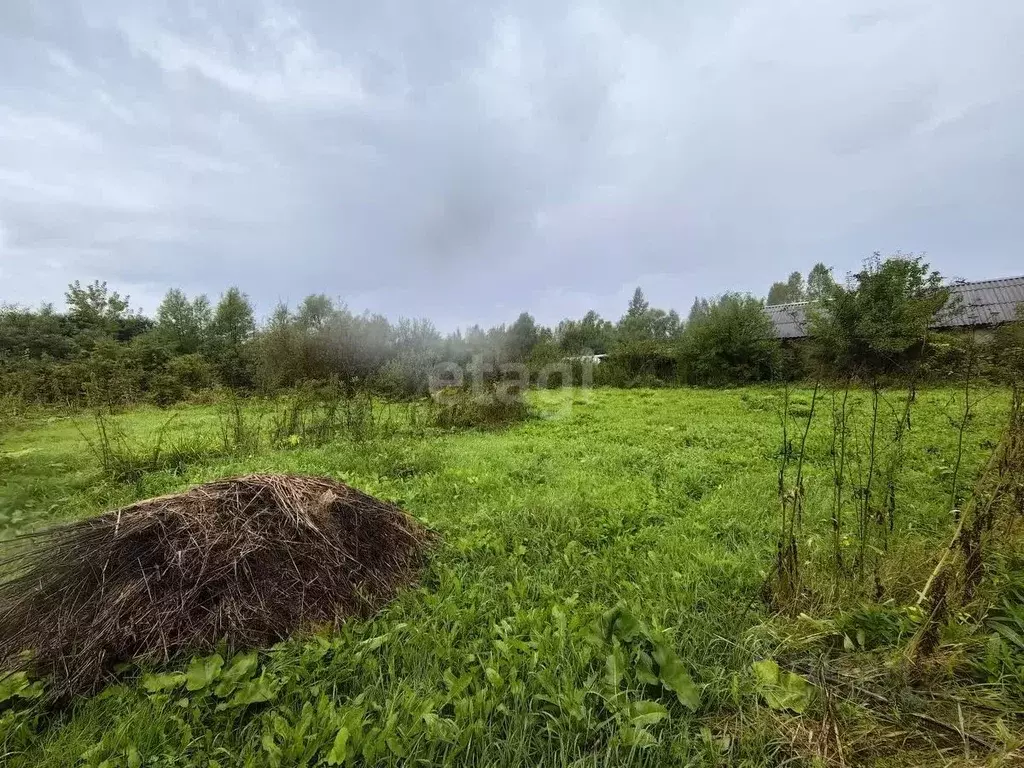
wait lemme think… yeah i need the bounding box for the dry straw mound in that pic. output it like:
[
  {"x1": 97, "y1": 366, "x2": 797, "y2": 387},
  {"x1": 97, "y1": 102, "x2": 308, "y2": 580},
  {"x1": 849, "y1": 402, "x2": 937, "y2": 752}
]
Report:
[{"x1": 0, "y1": 474, "x2": 433, "y2": 698}]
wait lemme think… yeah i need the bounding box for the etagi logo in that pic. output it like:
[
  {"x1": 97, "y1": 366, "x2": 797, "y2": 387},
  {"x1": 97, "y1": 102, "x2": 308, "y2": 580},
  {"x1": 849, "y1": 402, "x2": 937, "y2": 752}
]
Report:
[{"x1": 427, "y1": 353, "x2": 597, "y2": 420}]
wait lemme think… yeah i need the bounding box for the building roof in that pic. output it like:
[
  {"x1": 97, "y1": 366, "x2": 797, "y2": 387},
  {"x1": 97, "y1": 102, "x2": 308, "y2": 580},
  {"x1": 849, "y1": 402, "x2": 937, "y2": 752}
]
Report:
[
  {"x1": 764, "y1": 275, "x2": 1024, "y2": 339},
  {"x1": 765, "y1": 301, "x2": 812, "y2": 339},
  {"x1": 938, "y1": 276, "x2": 1024, "y2": 328}
]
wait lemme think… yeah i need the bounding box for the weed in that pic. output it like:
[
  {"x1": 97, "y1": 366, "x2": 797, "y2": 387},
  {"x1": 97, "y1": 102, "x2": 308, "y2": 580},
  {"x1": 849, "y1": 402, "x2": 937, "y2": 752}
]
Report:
[
  {"x1": 80, "y1": 411, "x2": 209, "y2": 483},
  {"x1": 428, "y1": 385, "x2": 530, "y2": 430},
  {"x1": 0, "y1": 386, "x2": 1013, "y2": 766}
]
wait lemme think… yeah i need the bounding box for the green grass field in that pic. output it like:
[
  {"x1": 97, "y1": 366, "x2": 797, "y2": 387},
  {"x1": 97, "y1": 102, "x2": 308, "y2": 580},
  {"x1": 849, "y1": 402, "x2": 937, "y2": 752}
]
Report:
[{"x1": 0, "y1": 386, "x2": 1016, "y2": 766}]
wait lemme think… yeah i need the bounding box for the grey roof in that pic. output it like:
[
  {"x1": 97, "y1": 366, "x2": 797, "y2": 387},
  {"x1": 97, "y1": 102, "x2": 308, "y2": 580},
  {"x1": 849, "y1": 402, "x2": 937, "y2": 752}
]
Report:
[
  {"x1": 765, "y1": 301, "x2": 812, "y2": 339},
  {"x1": 937, "y1": 276, "x2": 1024, "y2": 328},
  {"x1": 764, "y1": 275, "x2": 1024, "y2": 339}
]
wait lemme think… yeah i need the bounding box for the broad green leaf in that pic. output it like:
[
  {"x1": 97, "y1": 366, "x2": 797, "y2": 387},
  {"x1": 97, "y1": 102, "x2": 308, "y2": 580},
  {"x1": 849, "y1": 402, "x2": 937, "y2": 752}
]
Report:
[
  {"x1": 752, "y1": 660, "x2": 814, "y2": 713},
  {"x1": 619, "y1": 724, "x2": 658, "y2": 748},
  {"x1": 634, "y1": 651, "x2": 660, "y2": 686},
  {"x1": 441, "y1": 669, "x2": 473, "y2": 699},
  {"x1": 0, "y1": 672, "x2": 43, "y2": 703},
  {"x1": 991, "y1": 622, "x2": 1024, "y2": 652},
  {"x1": 226, "y1": 672, "x2": 280, "y2": 708},
  {"x1": 327, "y1": 727, "x2": 350, "y2": 765},
  {"x1": 653, "y1": 643, "x2": 700, "y2": 711},
  {"x1": 261, "y1": 730, "x2": 281, "y2": 767},
  {"x1": 126, "y1": 746, "x2": 142, "y2": 768},
  {"x1": 214, "y1": 652, "x2": 258, "y2": 698},
  {"x1": 605, "y1": 645, "x2": 627, "y2": 689},
  {"x1": 485, "y1": 667, "x2": 504, "y2": 688},
  {"x1": 185, "y1": 654, "x2": 224, "y2": 691},
  {"x1": 387, "y1": 736, "x2": 409, "y2": 758},
  {"x1": 141, "y1": 672, "x2": 186, "y2": 694},
  {"x1": 361, "y1": 634, "x2": 389, "y2": 652},
  {"x1": 629, "y1": 700, "x2": 669, "y2": 726},
  {"x1": 602, "y1": 606, "x2": 642, "y2": 643}
]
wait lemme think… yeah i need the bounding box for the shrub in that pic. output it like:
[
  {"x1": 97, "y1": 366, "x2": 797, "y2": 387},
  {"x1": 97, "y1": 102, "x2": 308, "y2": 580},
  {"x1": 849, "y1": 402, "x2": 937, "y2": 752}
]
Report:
[
  {"x1": 84, "y1": 412, "x2": 211, "y2": 483},
  {"x1": 808, "y1": 253, "x2": 947, "y2": 378},
  {"x1": 371, "y1": 357, "x2": 430, "y2": 400},
  {"x1": 992, "y1": 306, "x2": 1024, "y2": 385},
  {"x1": 428, "y1": 385, "x2": 530, "y2": 429},
  {"x1": 679, "y1": 293, "x2": 780, "y2": 385},
  {"x1": 593, "y1": 344, "x2": 677, "y2": 388},
  {"x1": 166, "y1": 353, "x2": 215, "y2": 393}
]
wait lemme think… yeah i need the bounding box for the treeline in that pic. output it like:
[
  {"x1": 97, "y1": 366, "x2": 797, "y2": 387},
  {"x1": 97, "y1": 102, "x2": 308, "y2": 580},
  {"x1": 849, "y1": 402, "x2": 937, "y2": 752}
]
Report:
[{"x1": 1, "y1": 255, "x2": 1020, "y2": 408}]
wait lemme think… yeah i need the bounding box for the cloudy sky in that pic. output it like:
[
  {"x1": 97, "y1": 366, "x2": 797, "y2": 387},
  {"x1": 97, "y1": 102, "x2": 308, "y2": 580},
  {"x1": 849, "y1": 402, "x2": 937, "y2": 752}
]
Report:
[{"x1": 1, "y1": 1, "x2": 1022, "y2": 329}]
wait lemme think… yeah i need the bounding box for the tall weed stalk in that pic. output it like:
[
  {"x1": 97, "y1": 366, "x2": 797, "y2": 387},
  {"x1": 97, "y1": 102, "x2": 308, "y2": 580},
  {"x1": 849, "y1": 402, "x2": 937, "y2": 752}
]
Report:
[{"x1": 772, "y1": 382, "x2": 819, "y2": 612}]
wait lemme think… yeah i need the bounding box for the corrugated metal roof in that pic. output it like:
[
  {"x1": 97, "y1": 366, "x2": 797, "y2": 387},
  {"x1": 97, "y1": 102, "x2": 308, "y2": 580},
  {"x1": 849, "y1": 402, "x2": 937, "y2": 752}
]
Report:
[
  {"x1": 937, "y1": 276, "x2": 1024, "y2": 327},
  {"x1": 765, "y1": 301, "x2": 812, "y2": 339},
  {"x1": 764, "y1": 276, "x2": 1024, "y2": 339}
]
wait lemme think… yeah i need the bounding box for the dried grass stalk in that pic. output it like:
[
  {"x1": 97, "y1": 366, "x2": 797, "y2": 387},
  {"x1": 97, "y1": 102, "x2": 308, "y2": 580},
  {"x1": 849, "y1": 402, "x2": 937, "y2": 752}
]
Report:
[{"x1": 0, "y1": 474, "x2": 434, "y2": 698}]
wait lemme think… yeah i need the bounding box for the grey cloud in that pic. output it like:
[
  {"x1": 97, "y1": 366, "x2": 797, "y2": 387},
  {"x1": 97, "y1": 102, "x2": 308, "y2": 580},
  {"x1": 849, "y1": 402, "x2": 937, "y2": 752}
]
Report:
[{"x1": 1, "y1": 0, "x2": 1023, "y2": 328}]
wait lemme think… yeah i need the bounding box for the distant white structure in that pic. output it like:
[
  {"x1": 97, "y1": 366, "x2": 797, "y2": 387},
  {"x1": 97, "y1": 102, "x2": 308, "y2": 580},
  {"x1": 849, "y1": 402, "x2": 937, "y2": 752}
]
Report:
[{"x1": 562, "y1": 353, "x2": 607, "y2": 364}]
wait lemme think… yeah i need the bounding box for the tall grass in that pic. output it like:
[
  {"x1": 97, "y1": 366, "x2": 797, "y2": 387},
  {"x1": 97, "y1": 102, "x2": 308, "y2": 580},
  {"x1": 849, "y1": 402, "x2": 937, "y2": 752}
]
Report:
[
  {"x1": 80, "y1": 389, "x2": 453, "y2": 486},
  {"x1": 81, "y1": 412, "x2": 210, "y2": 484},
  {"x1": 763, "y1": 356, "x2": 1024, "y2": 762},
  {"x1": 427, "y1": 385, "x2": 531, "y2": 430},
  {"x1": 2, "y1": 386, "x2": 1018, "y2": 766}
]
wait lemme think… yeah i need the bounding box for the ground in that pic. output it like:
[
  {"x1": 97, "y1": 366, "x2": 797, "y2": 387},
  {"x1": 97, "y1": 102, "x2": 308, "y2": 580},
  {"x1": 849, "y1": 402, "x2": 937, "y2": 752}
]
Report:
[{"x1": 0, "y1": 386, "x2": 1014, "y2": 766}]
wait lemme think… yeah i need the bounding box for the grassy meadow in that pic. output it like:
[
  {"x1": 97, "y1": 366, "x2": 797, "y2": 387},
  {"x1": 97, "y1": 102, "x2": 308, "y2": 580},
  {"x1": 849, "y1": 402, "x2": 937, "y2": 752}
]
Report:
[{"x1": 0, "y1": 385, "x2": 1017, "y2": 766}]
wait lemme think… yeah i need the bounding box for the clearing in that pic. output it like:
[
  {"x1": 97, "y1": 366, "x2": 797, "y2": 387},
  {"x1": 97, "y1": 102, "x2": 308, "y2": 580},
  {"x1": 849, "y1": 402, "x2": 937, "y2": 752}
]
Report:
[{"x1": 0, "y1": 386, "x2": 1015, "y2": 766}]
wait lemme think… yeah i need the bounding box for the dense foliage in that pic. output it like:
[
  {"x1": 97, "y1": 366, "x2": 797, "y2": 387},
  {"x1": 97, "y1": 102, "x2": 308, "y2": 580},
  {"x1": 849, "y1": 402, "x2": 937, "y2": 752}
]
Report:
[
  {"x1": 2, "y1": 280, "x2": 764, "y2": 405},
  {"x1": 1, "y1": 254, "x2": 1018, "y2": 408},
  {"x1": 678, "y1": 294, "x2": 779, "y2": 385},
  {"x1": 807, "y1": 253, "x2": 948, "y2": 377}
]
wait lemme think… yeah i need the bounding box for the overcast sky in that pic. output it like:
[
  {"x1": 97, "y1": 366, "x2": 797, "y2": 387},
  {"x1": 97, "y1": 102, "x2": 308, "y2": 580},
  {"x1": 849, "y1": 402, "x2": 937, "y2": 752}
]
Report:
[{"x1": 1, "y1": 1, "x2": 1022, "y2": 329}]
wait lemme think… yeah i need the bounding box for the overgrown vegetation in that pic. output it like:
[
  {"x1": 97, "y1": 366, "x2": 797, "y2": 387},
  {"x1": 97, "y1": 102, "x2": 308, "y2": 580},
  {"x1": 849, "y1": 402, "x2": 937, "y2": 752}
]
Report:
[
  {"x1": 1, "y1": 383, "x2": 1019, "y2": 766},
  {"x1": 7, "y1": 254, "x2": 1005, "y2": 407},
  {"x1": 1, "y1": 252, "x2": 1023, "y2": 765},
  {"x1": 758, "y1": 271, "x2": 1024, "y2": 763}
]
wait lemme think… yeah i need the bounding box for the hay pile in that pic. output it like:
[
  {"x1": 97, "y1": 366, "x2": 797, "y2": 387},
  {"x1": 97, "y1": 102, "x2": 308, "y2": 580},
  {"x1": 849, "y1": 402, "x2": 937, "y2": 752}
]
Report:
[{"x1": 0, "y1": 474, "x2": 433, "y2": 698}]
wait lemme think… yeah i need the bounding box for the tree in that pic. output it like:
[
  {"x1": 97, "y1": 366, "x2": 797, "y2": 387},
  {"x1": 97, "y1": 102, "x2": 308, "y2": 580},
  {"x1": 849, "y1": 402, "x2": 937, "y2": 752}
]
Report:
[
  {"x1": 627, "y1": 287, "x2": 649, "y2": 318},
  {"x1": 687, "y1": 298, "x2": 710, "y2": 324},
  {"x1": 766, "y1": 271, "x2": 806, "y2": 305},
  {"x1": 786, "y1": 271, "x2": 805, "y2": 301},
  {"x1": 558, "y1": 311, "x2": 615, "y2": 354},
  {"x1": 766, "y1": 282, "x2": 788, "y2": 305},
  {"x1": 296, "y1": 294, "x2": 335, "y2": 331},
  {"x1": 680, "y1": 293, "x2": 780, "y2": 384},
  {"x1": 65, "y1": 280, "x2": 130, "y2": 329},
  {"x1": 208, "y1": 287, "x2": 256, "y2": 388},
  {"x1": 805, "y1": 262, "x2": 836, "y2": 301},
  {"x1": 506, "y1": 312, "x2": 540, "y2": 361},
  {"x1": 210, "y1": 288, "x2": 255, "y2": 347},
  {"x1": 651, "y1": 309, "x2": 682, "y2": 340},
  {"x1": 618, "y1": 287, "x2": 657, "y2": 342},
  {"x1": 0, "y1": 304, "x2": 79, "y2": 361},
  {"x1": 156, "y1": 289, "x2": 211, "y2": 354},
  {"x1": 808, "y1": 253, "x2": 947, "y2": 376},
  {"x1": 64, "y1": 280, "x2": 150, "y2": 347}
]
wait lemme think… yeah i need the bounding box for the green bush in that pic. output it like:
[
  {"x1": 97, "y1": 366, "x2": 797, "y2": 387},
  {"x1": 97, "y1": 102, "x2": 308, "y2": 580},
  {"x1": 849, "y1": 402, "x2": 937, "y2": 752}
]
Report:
[
  {"x1": 808, "y1": 254, "x2": 947, "y2": 378},
  {"x1": 428, "y1": 385, "x2": 530, "y2": 429},
  {"x1": 679, "y1": 293, "x2": 780, "y2": 385}
]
